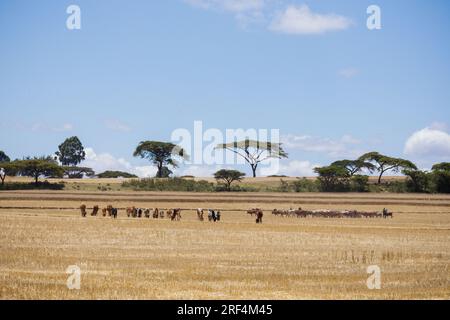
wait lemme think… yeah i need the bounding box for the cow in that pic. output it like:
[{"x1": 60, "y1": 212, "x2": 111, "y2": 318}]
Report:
[
  {"x1": 144, "y1": 209, "x2": 151, "y2": 218},
  {"x1": 247, "y1": 208, "x2": 262, "y2": 217},
  {"x1": 102, "y1": 208, "x2": 107, "y2": 217},
  {"x1": 152, "y1": 208, "x2": 159, "y2": 219},
  {"x1": 126, "y1": 207, "x2": 133, "y2": 217},
  {"x1": 91, "y1": 205, "x2": 99, "y2": 216},
  {"x1": 111, "y1": 207, "x2": 118, "y2": 219},
  {"x1": 159, "y1": 210, "x2": 165, "y2": 219},
  {"x1": 80, "y1": 204, "x2": 87, "y2": 218},
  {"x1": 197, "y1": 208, "x2": 205, "y2": 221},
  {"x1": 382, "y1": 208, "x2": 393, "y2": 218},
  {"x1": 168, "y1": 209, "x2": 181, "y2": 221}
]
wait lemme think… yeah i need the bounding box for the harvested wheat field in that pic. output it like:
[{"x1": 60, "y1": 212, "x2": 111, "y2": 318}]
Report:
[{"x1": 0, "y1": 190, "x2": 449, "y2": 300}]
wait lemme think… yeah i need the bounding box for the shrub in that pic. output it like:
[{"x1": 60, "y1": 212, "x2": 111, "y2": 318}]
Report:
[
  {"x1": 351, "y1": 175, "x2": 369, "y2": 192},
  {"x1": 122, "y1": 177, "x2": 214, "y2": 192},
  {"x1": 403, "y1": 170, "x2": 430, "y2": 193},
  {"x1": 291, "y1": 178, "x2": 318, "y2": 192},
  {"x1": 0, "y1": 181, "x2": 64, "y2": 190}
]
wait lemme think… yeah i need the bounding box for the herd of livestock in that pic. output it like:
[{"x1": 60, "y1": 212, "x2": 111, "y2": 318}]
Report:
[{"x1": 80, "y1": 205, "x2": 393, "y2": 223}]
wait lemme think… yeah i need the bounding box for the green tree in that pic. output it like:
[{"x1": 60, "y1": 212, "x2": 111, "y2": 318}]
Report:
[
  {"x1": 216, "y1": 139, "x2": 288, "y2": 177},
  {"x1": 15, "y1": 156, "x2": 64, "y2": 185},
  {"x1": 0, "y1": 162, "x2": 18, "y2": 185},
  {"x1": 351, "y1": 175, "x2": 370, "y2": 192},
  {"x1": 431, "y1": 163, "x2": 450, "y2": 193},
  {"x1": 432, "y1": 162, "x2": 450, "y2": 172},
  {"x1": 63, "y1": 166, "x2": 95, "y2": 179},
  {"x1": 97, "y1": 171, "x2": 138, "y2": 178},
  {"x1": 133, "y1": 141, "x2": 188, "y2": 178},
  {"x1": 331, "y1": 159, "x2": 376, "y2": 176},
  {"x1": 0, "y1": 150, "x2": 10, "y2": 163},
  {"x1": 358, "y1": 152, "x2": 417, "y2": 184},
  {"x1": 314, "y1": 165, "x2": 350, "y2": 192},
  {"x1": 403, "y1": 169, "x2": 429, "y2": 193},
  {"x1": 214, "y1": 169, "x2": 245, "y2": 191},
  {"x1": 56, "y1": 136, "x2": 86, "y2": 167}
]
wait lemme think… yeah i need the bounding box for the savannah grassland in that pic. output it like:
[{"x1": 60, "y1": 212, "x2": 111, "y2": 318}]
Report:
[{"x1": 0, "y1": 178, "x2": 449, "y2": 299}]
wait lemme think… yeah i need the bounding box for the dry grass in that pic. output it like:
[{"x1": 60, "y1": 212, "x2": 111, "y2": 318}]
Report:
[{"x1": 0, "y1": 190, "x2": 449, "y2": 300}]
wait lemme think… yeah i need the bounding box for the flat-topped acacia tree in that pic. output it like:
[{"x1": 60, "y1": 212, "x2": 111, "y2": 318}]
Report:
[
  {"x1": 133, "y1": 141, "x2": 188, "y2": 178},
  {"x1": 358, "y1": 152, "x2": 417, "y2": 184},
  {"x1": 216, "y1": 139, "x2": 288, "y2": 178}
]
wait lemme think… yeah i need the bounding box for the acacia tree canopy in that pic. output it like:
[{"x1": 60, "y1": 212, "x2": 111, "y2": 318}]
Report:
[
  {"x1": 133, "y1": 141, "x2": 188, "y2": 178},
  {"x1": 216, "y1": 139, "x2": 288, "y2": 177},
  {"x1": 0, "y1": 150, "x2": 10, "y2": 163},
  {"x1": 15, "y1": 156, "x2": 64, "y2": 185},
  {"x1": 432, "y1": 162, "x2": 450, "y2": 172},
  {"x1": 331, "y1": 159, "x2": 376, "y2": 176},
  {"x1": 214, "y1": 169, "x2": 245, "y2": 191},
  {"x1": 358, "y1": 152, "x2": 417, "y2": 184}
]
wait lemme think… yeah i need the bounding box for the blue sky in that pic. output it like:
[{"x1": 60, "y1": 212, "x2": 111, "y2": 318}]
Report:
[{"x1": 1, "y1": 0, "x2": 449, "y2": 177}]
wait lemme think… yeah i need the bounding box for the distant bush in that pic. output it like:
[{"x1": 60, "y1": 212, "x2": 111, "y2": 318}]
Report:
[
  {"x1": 275, "y1": 178, "x2": 319, "y2": 193},
  {"x1": 97, "y1": 171, "x2": 138, "y2": 178},
  {"x1": 403, "y1": 170, "x2": 429, "y2": 193},
  {"x1": 0, "y1": 181, "x2": 64, "y2": 190},
  {"x1": 291, "y1": 178, "x2": 319, "y2": 192},
  {"x1": 351, "y1": 175, "x2": 369, "y2": 192},
  {"x1": 431, "y1": 170, "x2": 450, "y2": 193},
  {"x1": 268, "y1": 175, "x2": 288, "y2": 178},
  {"x1": 122, "y1": 177, "x2": 214, "y2": 192}
]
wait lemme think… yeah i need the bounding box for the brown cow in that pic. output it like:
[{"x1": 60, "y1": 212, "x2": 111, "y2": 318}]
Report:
[
  {"x1": 91, "y1": 205, "x2": 99, "y2": 216},
  {"x1": 80, "y1": 205, "x2": 87, "y2": 217}
]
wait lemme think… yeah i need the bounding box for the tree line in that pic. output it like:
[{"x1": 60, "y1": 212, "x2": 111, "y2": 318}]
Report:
[{"x1": 0, "y1": 136, "x2": 449, "y2": 193}]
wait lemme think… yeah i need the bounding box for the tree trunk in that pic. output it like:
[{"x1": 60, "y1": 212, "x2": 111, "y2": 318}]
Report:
[
  {"x1": 378, "y1": 171, "x2": 383, "y2": 184},
  {"x1": 35, "y1": 175, "x2": 39, "y2": 185},
  {"x1": 251, "y1": 164, "x2": 257, "y2": 178},
  {"x1": 157, "y1": 162, "x2": 163, "y2": 178}
]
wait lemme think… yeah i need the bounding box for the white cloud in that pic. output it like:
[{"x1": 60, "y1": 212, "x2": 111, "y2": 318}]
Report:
[
  {"x1": 404, "y1": 127, "x2": 450, "y2": 158},
  {"x1": 269, "y1": 5, "x2": 352, "y2": 35},
  {"x1": 30, "y1": 122, "x2": 74, "y2": 132},
  {"x1": 184, "y1": 0, "x2": 265, "y2": 13},
  {"x1": 282, "y1": 134, "x2": 363, "y2": 158},
  {"x1": 339, "y1": 67, "x2": 359, "y2": 78},
  {"x1": 184, "y1": 0, "x2": 266, "y2": 26},
  {"x1": 260, "y1": 160, "x2": 318, "y2": 177},
  {"x1": 82, "y1": 148, "x2": 156, "y2": 178},
  {"x1": 105, "y1": 119, "x2": 131, "y2": 132}
]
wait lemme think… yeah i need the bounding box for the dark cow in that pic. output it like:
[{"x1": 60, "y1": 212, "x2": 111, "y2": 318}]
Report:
[
  {"x1": 382, "y1": 208, "x2": 393, "y2": 218},
  {"x1": 91, "y1": 205, "x2": 99, "y2": 216},
  {"x1": 80, "y1": 205, "x2": 87, "y2": 218}
]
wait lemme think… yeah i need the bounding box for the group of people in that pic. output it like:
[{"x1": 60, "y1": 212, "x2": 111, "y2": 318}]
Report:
[{"x1": 196, "y1": 209, "x2": 221, "y2": 222}]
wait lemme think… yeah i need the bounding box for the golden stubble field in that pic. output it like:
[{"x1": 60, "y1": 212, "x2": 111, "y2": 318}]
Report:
[{"x1": 0, "y1": 190, "x2": 449, "y2": 300}]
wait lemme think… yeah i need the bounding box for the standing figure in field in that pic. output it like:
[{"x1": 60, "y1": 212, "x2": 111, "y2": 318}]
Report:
[
  {"x1": 80, "y1": 204, "x2": 87, "y2": 218},
  {"x1": 126, "y1": 207, "x2": 133, "y2": 217},
  {"x1": 208, "y1": 209, "x2": 214, "y2": 222},
  {"x1": 153, "y1": 208, "x2": 159, "y2": 219},
  {"x1": 159, "y1": 209, "x2": 165, "y2": 219},
  {"x1": 91, "y1": 205, "x2": 99, "y2": 217},
  {"x1": 144, "y1": 209, "x2": 150, "y2": 218},
  {"x1": 111, "y1": 208, "x2": 118, "y2": 219},
  {"x1": 256, "y1": 209, "x2": 264, "y2": 224},
  {"x1": 101, "y1": 208, "x2": 107, "y2": 217},
  {"x1": 382, "y1": 208, "x2": 393, "y2": 218},
  {"x1": 106, "y1": 205, "x2": 113, "y2": 217},
  {"x1": 216, "y1": 211, "x2": 221, "y2": 221},
  {"x1": 197, "y1": 208, "x2": 205, "y2": 221}
]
